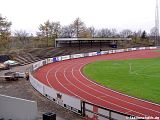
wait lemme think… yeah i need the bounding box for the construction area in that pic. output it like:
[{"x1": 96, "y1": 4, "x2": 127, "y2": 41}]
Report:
[{"x1": 0, "y1": 47, "x2": 91, "y2": 120}]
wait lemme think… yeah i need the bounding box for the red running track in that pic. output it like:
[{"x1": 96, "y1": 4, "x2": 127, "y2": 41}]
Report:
[{"x1": 33, "y1": 50, "x2": 160, "y2": 118}]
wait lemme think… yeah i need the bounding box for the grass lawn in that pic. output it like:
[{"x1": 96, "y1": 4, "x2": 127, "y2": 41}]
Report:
[
  {"x1": 154, "y1": 49, "x2": 160, "y2": 52},
  {"x1": 83, "y1": 58, "x2": 160, "y2": 104}
]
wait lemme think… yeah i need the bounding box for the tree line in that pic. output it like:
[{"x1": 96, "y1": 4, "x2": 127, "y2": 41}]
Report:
[{"x1": 0, "y1": 14, "x2": 158, "y2": 51}]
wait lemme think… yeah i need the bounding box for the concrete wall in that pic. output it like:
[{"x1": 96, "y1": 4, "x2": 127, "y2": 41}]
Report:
[{"x1": 29, "y1": 71, "x2": 82, "y2": 114}]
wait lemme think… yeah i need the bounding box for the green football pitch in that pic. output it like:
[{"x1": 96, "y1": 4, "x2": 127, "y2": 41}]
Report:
[{"x1": 83, "y1": 58, "x2": 160, "y2": 104}]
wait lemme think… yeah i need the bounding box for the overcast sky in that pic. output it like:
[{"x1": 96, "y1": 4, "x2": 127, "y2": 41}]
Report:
[{"x1": 0, "y1": 0, "x2": 158, "y2": 35}]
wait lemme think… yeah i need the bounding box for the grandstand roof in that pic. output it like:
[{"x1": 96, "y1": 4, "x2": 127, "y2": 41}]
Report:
[{"x1": 55, "y1": 38, "x2": 132, "y2": 41}]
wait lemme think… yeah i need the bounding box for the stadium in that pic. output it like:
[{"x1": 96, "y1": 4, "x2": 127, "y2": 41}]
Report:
[
  {"x1": 1, "y1": 0, "x2": 160, "y2": 119},
  {"x1": 0, "y1": 36, "x2": 160, "y2": 120},
  {"x1": 29, "y1": 41, "x2": 160, "y2": 120}
]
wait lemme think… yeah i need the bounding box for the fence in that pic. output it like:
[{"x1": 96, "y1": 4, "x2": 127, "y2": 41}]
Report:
[
  {"x1": 29, "y1": 46, "x2": 158, "y2": 119},
  {"x1": 82, "y1": 101, "x2": 132, "y2": 120}
]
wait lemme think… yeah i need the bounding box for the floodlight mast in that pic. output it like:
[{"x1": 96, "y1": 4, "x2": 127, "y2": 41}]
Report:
[{"x1": 155, "y1": 0, "x2": 159, "y2": 45}]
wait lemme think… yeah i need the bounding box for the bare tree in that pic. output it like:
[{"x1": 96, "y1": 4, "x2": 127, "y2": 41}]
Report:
[
  {"x1": 38, "y1": 20, "x2": 61, "y2": 46},
  {"x1": 110, "y1": 28, "x2": 117, "y2": 37},
  {"x1": 38, "y1": 20, "x2": 50, "y2": 46},
  {"x1": 72, "y1": 18, "x2": 86, "y2": 37},
  {"x1": 136, "y1": 30, "x2": 143, "y2": 37},
  {"x1": 96, "y1": 28, "x2": 112, "y2": 38},
  {"x1": 0, "y1": 14, "x2": 12, "y2": 49},
  {"x1": 79, "y1": 29, "x2": 92, "y2": 38},
  {"x1": 88, "y1": 27, "x2": 96, "y2": 37},
  {"x1": 120, "y1": 29, "x2": 133, "y2": 38},
  {"x1": 60, "y1": 24, "x2": 74, "y2": 38},
  {"x1": 51, "y1": 22, "x2": 61, "y2": 38},
  {"x1": 150, "y1": 27, "x2": 159, "y2": 36},
  {"x1": 14, "y1": 30, "x2": 29, "y2": 48}
]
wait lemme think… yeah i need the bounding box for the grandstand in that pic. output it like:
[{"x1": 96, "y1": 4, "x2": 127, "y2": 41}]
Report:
[
  {"x1": 55, "y1": 38, "x2": 132, "y2": 48},
  {"x1": 0, "y1": 38, "x2": 132, "y2": 66}
]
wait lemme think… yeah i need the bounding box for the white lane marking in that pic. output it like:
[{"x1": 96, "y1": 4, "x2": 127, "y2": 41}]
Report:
[
  {"x1": 46, "y1": 61, "x2": 89, "y2": 102},
  {"x1": 78, "y1": 58, "x2": 160, "y2": 107},
  {"x1": 62, "y1": 63, "x2": 147, "y2": 116},
  {"x1": 71, "y1": 63, "x2": 160, "y2": 114}
]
